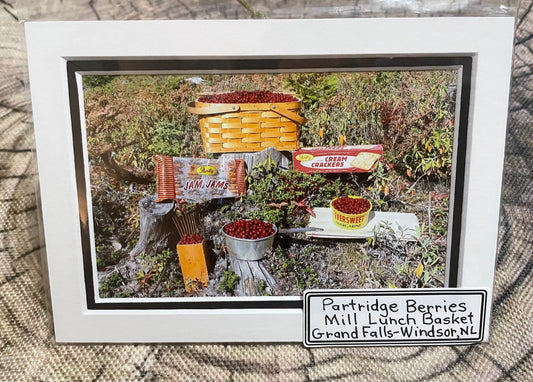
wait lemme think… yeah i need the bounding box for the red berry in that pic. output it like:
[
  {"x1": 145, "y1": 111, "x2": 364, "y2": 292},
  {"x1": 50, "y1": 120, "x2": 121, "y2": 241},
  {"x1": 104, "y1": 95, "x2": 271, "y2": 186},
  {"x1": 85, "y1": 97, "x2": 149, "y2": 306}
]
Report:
[
  {"x1": 178, "y1": 234, "x2": 203, "y2": 245},
  {"x1": 332, "y1": 197, "x2": 371, "y2": 215},
  {"x1": 198, "y1": 91, "x2": 297, "y2": 104},
  {"x1": 223, "y1": 219, "x2": 275, "y2": 239}
]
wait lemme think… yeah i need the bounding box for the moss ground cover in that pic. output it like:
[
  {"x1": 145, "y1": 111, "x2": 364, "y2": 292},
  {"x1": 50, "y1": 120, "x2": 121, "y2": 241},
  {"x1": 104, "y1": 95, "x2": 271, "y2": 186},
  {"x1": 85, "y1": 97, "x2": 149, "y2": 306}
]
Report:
[{"x1": 84, "y1": 71, "x2": 456, "y2": 297}]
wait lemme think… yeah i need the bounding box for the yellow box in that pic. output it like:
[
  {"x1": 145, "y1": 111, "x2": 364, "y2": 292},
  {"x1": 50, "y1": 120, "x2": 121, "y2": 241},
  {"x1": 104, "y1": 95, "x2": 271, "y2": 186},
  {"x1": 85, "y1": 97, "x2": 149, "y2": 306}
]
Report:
[{"x1": 176, "y1": 240, "x2": 209, "y2": 292}]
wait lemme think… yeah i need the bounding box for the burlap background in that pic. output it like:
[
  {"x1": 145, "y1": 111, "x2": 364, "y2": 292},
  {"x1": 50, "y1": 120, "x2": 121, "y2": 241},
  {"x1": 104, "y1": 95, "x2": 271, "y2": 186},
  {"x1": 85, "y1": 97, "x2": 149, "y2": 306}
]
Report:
[{"x1": 1, "y1": 1, "x2": 532, "y2": 381}]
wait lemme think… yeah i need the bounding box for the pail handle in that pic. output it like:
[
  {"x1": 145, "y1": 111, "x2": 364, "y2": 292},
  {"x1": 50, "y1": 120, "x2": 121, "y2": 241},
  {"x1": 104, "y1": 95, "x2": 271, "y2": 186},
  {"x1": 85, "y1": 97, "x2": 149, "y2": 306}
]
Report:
[
  {"x1": 269, "y1": 104, "x2": 307, "y2": 125},
  {"x1": 188, "y1": 101, "x2": 308, "y2": 125},
  {"x1": 187, "y1": 102, "x2": 241, "y2": 115}
]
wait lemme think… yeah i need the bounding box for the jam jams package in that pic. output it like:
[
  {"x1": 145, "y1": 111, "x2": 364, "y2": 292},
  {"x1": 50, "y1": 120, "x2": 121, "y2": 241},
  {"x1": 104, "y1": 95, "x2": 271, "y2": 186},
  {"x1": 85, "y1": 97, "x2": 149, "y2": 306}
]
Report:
[
  {"x1": 293, "y1": 145, "x2": 383, "y2": 174},
  {"x1": 155, "y1": 155, "x2": 246, "y2": 202}
]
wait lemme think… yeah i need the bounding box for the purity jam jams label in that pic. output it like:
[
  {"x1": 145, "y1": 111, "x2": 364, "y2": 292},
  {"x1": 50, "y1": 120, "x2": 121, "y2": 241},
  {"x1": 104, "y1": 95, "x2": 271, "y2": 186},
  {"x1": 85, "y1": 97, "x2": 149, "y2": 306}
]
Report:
[
  {"x1": 155, "y1": 155, "x2": 246, "y2": 202},
  {"x1": 293, "y1": 145, "x2": 383, "y2": 174},
  {"x1": 304, "y1": 289, "x2": 487, "y2": 347}
]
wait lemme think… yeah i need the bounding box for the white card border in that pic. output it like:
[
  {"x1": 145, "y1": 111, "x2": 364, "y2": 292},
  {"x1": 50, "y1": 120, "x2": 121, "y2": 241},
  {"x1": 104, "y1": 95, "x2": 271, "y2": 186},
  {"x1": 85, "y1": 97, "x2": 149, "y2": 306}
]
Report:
[{"x1": 25, "y1": 18, "x2": 515, "y2": 343}]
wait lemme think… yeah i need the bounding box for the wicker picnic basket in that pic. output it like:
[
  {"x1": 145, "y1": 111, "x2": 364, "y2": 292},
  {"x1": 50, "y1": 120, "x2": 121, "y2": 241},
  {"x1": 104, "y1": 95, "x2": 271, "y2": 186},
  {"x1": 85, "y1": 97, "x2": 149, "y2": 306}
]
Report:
[{"x1": 188, "y1": 96, "x2": 307, "y2": 153}]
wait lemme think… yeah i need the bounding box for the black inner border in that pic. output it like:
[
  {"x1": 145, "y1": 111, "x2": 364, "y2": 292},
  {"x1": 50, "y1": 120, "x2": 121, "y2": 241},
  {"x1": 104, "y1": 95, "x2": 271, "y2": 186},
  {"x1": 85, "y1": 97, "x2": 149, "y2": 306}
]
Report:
[{"x1": 67, "y1": 56, "x2": 472, "y2": 310}]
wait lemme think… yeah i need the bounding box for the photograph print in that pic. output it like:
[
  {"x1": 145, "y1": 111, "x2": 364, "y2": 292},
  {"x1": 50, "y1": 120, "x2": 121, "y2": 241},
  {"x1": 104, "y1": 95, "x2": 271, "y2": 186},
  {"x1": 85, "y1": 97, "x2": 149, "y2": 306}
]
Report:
[{"x1": 75, "y1": 59, "x2": 467, "y2": 305}]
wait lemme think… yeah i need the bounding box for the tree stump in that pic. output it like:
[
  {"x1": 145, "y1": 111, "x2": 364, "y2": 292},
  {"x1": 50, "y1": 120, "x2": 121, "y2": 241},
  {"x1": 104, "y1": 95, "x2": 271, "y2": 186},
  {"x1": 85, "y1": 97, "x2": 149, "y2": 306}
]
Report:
[
  {"x1": 129, "y1": 195, "x2": 177, "y2": 259},
  {"x1": 219, "y1": 146, "x2": 290, "y2": 172},
  {"x1": 229, "y1": 256, "x2": 276, "y2": 296}
]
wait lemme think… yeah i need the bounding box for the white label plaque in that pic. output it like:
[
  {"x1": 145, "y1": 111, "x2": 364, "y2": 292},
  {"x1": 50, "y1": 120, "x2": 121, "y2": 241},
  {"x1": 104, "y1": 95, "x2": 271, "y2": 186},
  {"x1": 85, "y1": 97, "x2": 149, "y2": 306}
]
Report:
[{"x1": 304, "y1": 289, "x2": 487, "y2": 347}]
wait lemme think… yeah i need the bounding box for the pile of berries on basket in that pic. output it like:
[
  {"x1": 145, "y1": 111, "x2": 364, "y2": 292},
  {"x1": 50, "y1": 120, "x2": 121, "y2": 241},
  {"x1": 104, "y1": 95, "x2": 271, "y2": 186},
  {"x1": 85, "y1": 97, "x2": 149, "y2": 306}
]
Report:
[{"x1": 197, "y1": 90, "x2": 297, "y2": 104}]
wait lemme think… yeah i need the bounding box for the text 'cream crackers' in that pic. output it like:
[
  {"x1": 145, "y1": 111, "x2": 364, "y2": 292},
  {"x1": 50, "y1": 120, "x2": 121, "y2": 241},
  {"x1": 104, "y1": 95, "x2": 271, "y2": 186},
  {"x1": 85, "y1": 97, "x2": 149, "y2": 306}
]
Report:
[{"x1": 293, "y1": 145, "x2": 383, "y2": 174}]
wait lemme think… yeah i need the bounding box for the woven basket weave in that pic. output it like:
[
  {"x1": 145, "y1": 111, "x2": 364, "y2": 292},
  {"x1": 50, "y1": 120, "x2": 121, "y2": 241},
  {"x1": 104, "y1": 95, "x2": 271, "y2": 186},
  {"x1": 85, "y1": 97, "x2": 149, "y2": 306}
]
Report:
[{"x1": 188, "y1": 97, "x2": 307, "y2": 153}]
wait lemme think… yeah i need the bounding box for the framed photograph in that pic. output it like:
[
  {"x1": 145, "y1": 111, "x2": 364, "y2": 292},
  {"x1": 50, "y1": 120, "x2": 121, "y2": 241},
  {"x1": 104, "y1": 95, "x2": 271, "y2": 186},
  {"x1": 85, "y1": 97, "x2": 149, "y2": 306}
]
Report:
[{"x1": 26, "y1": 18, "x2": 514, "y2": 343}]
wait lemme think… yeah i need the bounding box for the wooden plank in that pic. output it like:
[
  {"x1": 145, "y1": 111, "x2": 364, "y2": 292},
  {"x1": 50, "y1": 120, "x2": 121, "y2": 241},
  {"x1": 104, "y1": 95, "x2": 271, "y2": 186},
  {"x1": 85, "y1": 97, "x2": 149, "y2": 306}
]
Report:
[
  {"x1": 248, "y1": 261, "x2": 276, "y2": 288},
  {"x1": 258, "y1": 138, "x2": 281, "y2": 145},
  {"x1": 258, "y1": 128, "x2": 282, "y2": 134},
  {"x1": 221, "y1": 132, "x2": 248, "y2": 139},
  {"x1": 241, "y1": 127, "x2": 264, "y2": 134},
  {"x1": 229, "y1": 257, "x2": 276, "y2": 296},
  {"x1": 221, "y1": 122, "x2": 245, "y2": 129},
  {"x1": 280, "y1": 126, "x2": 298, "y2": 133},
  {"x1": 204, "y1": 128, "x2": 223, "y2": 134},
  {"x1": 259, "y1": 121, "x2": 287, "y2": 128},
  {"x1": 262, "y1": 109, "x2": 300, "y2": 115},
  {"x1": 240, "y1": 117, "x2": 266, "y2": 123},
  {"x1": 264, "y1": 143, "x2": 299, "y2": 150},
  {"x1": 241, "y1": 135, "x2": 263, "y2": 143},
  {"x1": 204, "y1": 122, "x2": 222, "y2": 129},
  {"x1": 260, "y1": 131, "x2": 283, "y2": 138},
  {"x1": 279, "y1": 135, "x2": 298, "y2": 142},
  {"x1": 221, "y1": 114, "x2": 244, "y2": 119},
  {"x1": 205, "y1": 137, "x2": 225, "y2": 143},
  {"x1": 223, "y1": 141, "x2": 261, "y2": 150},
  {"x1": 203, "y1": 133, "x2": 222, "y2": 138}
]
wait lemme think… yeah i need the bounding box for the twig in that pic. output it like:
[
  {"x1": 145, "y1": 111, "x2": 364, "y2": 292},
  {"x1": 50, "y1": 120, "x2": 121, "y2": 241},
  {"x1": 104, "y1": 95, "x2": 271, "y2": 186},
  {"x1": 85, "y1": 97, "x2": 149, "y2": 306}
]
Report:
[
  {"x1": 428, "y1": 192, "x2": 432, "y2": 236},
  {"x1": 405, "y1": 174, "x2": 426, "y2": 194},
  {"x1": 172, "y1": 212, "x2": 196, "y2": 236},
  {"x1": 236, "y1": 0, "x2": 268, "y2": 18},
  {"x1": 149, "y1": 256, "x2": 174, "y2": 297}
]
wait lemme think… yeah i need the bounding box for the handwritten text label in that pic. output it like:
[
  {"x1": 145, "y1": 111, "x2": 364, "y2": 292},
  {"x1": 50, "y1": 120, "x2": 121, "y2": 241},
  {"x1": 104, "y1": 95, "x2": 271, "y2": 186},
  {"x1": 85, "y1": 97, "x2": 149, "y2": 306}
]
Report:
[{"x1": 304, "y1": 289, "x2": 486, "y2": 347}]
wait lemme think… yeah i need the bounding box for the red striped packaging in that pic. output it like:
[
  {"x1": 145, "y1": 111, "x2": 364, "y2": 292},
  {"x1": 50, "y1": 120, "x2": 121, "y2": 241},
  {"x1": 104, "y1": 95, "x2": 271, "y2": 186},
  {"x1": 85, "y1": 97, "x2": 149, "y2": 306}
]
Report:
[
  {"x1": 155, "y1": 155, "x2": 246, "y2": 202},
  {"x1": 293, "y1": 145, "x2": 383, "y2": 174}
]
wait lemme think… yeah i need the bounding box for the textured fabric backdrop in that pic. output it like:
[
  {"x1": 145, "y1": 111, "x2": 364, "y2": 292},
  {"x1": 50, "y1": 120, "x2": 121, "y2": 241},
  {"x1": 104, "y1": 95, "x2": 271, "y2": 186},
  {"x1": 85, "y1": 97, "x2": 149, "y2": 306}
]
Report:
[{"x1": 1, "y1": 1, "x2": 532, "y2": 381}]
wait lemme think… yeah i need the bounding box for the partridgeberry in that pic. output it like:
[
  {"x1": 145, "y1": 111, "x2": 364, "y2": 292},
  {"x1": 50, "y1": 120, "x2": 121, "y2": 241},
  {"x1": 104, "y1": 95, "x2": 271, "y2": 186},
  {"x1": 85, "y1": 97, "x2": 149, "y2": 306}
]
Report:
[
  {"x1": 331, "y1": 196, "x2": 371, "y2": 215},
  {"x1": 223, "y1": 219, "x2": 275, "y2": 240},
  {"x1": 178, "y1": 234, "x2": 203, "y2": 245},
  {"x1": 198, "y1": 91, "x2": 297, "y2": 104}
]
